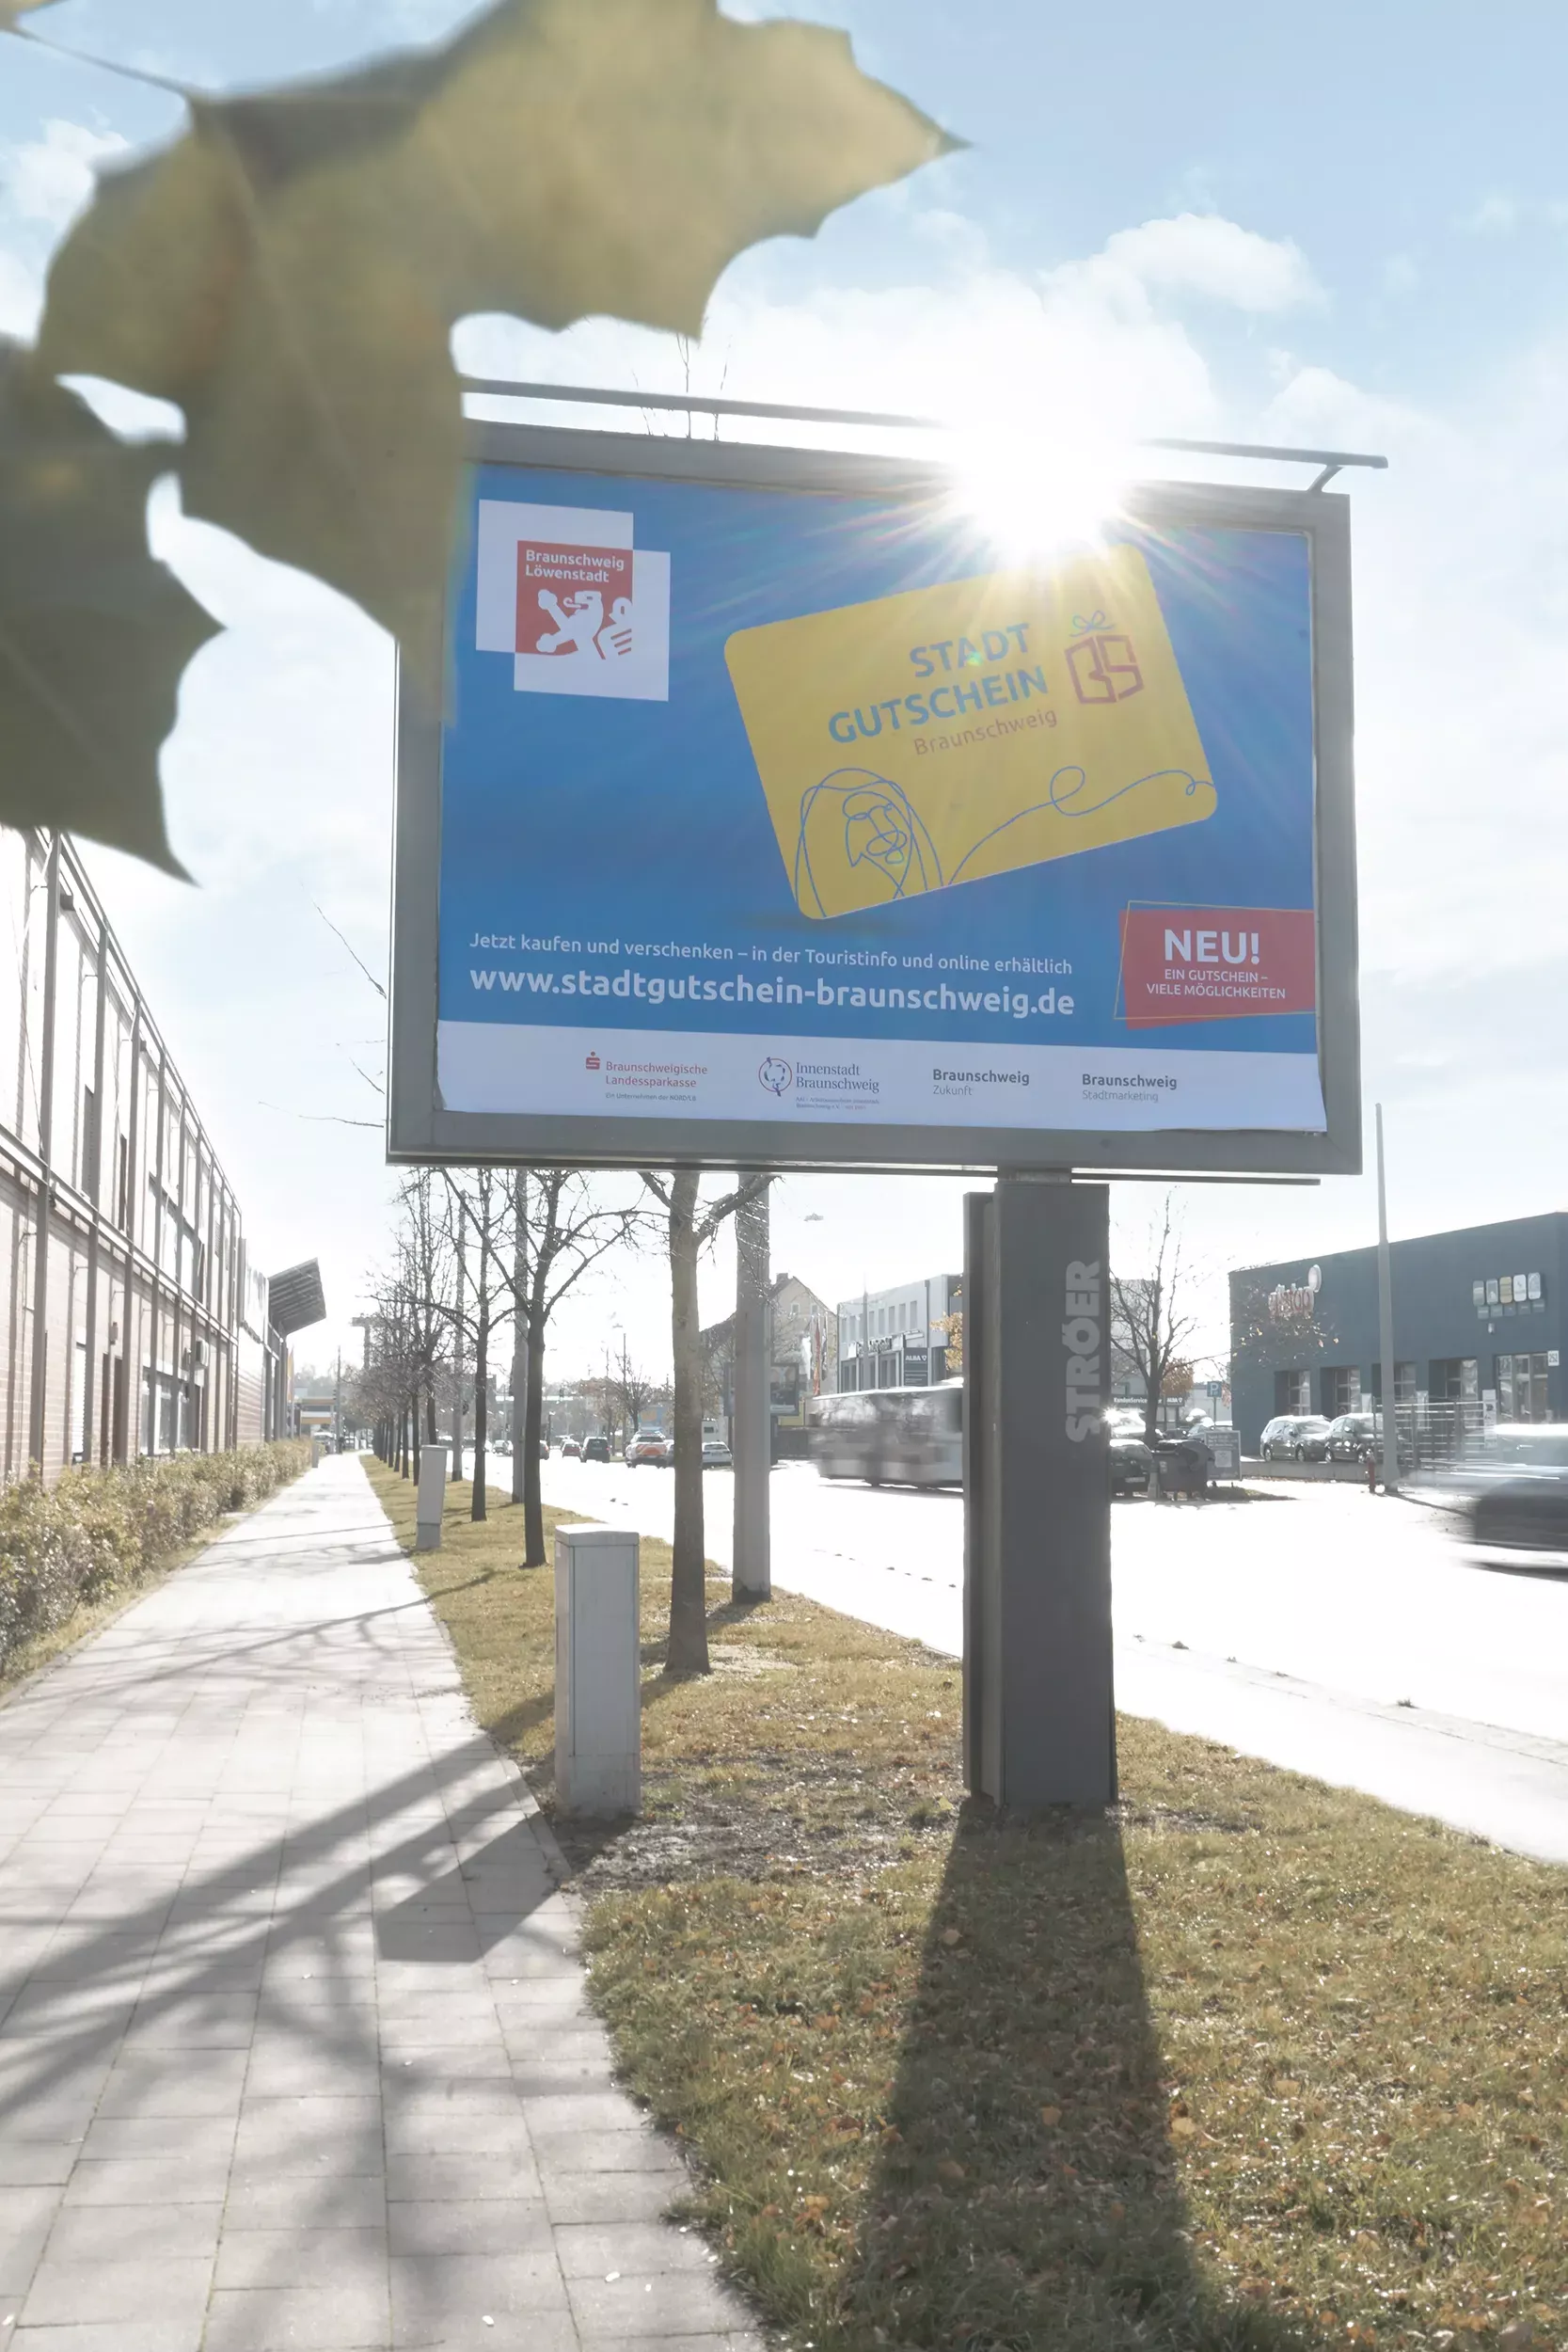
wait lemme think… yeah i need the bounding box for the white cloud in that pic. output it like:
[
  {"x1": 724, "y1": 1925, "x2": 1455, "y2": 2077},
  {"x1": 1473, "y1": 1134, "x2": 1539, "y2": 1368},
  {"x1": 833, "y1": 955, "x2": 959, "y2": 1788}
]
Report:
[
  {"x1": 1084, "y1": 212, "x2": 1322, "y2": 313},
  {"x1": 0, "y1": 246, "x2": 41, "y2": 342},
  {"x1": 2, "y1": 119, "x2": 127, "y2": 233},
  {"x1": 1463, "y1": 191, "x2": 1519, "y2": 235},
  {"x1": 457, "y1": 213, "x2": 1238, "y2": 457}
]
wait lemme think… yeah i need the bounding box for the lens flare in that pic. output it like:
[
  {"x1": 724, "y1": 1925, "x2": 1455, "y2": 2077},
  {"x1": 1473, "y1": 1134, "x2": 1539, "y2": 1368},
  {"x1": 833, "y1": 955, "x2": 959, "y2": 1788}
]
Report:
[{"x1": 942, "y1": 424, "x2": 1132, "y2": 567}]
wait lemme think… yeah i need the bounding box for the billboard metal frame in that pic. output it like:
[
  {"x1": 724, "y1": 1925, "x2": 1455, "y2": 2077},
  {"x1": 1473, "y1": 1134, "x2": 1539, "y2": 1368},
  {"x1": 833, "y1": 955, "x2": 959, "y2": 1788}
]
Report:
[{"x1": 389, "y1": 417, "x2": 1360, "y2": 1177}]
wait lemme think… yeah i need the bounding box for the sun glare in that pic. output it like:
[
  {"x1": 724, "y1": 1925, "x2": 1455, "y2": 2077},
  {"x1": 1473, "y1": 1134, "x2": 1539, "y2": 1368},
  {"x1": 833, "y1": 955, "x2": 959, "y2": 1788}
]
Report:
[{"x1": 943, "y1": 424, "x2": 1133, "y2": 569}]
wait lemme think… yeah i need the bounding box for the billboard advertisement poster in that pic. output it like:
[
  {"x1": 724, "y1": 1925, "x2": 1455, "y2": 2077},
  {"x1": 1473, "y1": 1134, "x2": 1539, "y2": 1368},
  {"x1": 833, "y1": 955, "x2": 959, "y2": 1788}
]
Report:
[{"x1": 393, "y1": 425, "x2": 1356, "y2": 1173}]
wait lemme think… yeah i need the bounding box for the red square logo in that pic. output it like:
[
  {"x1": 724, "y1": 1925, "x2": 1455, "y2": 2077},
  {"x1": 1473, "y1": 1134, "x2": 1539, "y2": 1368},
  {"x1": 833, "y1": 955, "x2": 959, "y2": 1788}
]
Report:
[{"x1": 516, "y1": 541, "x2": 632, "y2": 658}]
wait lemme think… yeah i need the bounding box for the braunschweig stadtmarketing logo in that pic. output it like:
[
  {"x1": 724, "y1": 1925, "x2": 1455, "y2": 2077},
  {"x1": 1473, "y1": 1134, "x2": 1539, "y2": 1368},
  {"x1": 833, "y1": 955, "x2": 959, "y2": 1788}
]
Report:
[{"x1": 758, "y1": 1056, "x2": 793, "y2": 1096}]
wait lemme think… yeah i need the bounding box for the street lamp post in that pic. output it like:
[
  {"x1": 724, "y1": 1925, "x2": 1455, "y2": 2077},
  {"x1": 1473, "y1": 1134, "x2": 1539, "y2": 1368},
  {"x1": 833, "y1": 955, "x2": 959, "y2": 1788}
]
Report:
[{"x1": 1376, "y1": 1103, "x2": 1399, "y2": 1496}]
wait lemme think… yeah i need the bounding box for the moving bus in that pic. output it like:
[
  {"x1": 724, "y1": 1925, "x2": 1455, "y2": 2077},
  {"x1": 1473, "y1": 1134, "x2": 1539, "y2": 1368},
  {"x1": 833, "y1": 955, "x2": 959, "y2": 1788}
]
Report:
[{"x1": 809, "y1": 1383, "x2": 963, "y2": 1487}]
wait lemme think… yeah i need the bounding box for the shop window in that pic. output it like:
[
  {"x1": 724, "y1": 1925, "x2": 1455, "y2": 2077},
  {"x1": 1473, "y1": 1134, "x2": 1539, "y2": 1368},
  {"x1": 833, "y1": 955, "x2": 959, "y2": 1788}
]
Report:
[
  {"x1": 142, "y1": 1368, "x2": 195, "y2": 1454},
  {"x1": 1275, "y1": 1369, "x2": 1310, "y2": 1413},
  {"x1": 1321, "y1": 1365, "x2": 1358, "y2": 1415},
  {"x1": 1497, "y1": 1352, "x2": 1550, "y2": 1422}
]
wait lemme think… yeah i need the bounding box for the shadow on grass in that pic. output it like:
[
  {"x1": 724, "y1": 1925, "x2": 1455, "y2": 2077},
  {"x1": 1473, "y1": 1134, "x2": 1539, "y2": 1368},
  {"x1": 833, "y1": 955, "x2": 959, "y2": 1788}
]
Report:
[{"x1": 833, "y1": 1799, "x2": 1305, "y2": 2352}]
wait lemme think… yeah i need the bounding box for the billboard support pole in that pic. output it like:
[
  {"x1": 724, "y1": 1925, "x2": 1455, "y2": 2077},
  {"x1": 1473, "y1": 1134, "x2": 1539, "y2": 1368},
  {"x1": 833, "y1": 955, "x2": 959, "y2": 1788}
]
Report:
[
  {"x1": 733, "y1": 1173, "x2": 772, "y2": 1599},
  {"x1": 1376, "y1": 1104, "x2": 1399, "y2": 1495},
  {"x1": 964, "y1": 1175, "x2": 1116, "y2": 1809}
]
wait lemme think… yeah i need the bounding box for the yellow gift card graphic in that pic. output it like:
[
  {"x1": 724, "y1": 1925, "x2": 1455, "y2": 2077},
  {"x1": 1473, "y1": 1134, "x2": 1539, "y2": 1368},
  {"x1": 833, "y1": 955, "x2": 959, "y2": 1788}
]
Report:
[{"x1": 724, "y1": 545, "x2": 1214, "y2": 919}]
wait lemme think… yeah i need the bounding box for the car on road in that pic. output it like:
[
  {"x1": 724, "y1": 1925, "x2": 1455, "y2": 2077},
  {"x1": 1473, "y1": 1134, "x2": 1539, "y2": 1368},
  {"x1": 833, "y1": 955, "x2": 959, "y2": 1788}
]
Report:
[
  {"x1": 559, "y1": 1438, "x2": 581, "y2": 1458},
  {"x1": 624, "y1": 1433, "x2": 670, "y2": 1467},
  {"x1": 1447, "y1": 1425, "x2": 1568, "y2": 1567},
  {"x1": 1259, "y1": 1413, "x2": 1332, "y2": 1461},
  {"x1": 582, "y1": 1436, "x2": 610, "y2": 1463},
  {"x1": 701, "y1": 1438, "x2": 733, "y2": 1469}
]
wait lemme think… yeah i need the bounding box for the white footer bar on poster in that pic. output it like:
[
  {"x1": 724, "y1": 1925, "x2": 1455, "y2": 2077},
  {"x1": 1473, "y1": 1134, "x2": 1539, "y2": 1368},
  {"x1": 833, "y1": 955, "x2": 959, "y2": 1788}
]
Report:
[{"x1": 436, "y1": 1021, "x2": 1326, "y2": 1133}]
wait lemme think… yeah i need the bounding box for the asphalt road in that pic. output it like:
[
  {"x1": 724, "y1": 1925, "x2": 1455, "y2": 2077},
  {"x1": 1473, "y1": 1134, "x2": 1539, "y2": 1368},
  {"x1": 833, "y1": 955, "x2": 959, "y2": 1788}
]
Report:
[{"x1": 488, "y1": 1451, "x2": 1568, "y2": 1863}]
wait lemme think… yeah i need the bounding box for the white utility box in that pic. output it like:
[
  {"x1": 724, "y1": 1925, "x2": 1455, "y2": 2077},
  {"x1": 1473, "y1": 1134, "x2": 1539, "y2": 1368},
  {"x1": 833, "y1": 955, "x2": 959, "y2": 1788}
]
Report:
[
  {"x1": 415, "y1": 1443, "x2": 449, "y2": 1550},
  {"x1": 555, "y1": 1523, "x2": 641, "y2": 1815},
  {"x1": 1200, "y1": 1425, "x2": 1242, "y2": 1480}
]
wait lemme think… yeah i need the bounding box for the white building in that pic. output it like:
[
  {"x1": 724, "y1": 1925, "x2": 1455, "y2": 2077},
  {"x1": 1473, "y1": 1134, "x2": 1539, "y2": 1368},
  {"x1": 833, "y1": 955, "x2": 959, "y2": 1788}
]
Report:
[
  {"x1": 835, "y1": 1273, "x2": 961, "y2": 1391},
  {"x1": 0, "y1": 830, "x2": 318, "y2": 1477}
]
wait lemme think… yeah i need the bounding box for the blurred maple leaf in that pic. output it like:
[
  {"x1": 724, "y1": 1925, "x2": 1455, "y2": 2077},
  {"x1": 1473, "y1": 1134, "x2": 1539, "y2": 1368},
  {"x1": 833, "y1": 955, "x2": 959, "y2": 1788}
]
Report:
[
  {"x1": 0, "y1": 341, "x2": 215, "y2": 870},
  {"x1": 37, "y1": 0, "x2": 954, "y2": 700}
]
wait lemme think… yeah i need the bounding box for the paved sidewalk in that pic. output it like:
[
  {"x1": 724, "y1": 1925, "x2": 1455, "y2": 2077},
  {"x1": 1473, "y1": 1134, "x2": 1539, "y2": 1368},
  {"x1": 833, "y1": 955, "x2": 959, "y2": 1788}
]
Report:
[{"x1": 0, "y1": 1454, "x2": 761, "y2": 2351}]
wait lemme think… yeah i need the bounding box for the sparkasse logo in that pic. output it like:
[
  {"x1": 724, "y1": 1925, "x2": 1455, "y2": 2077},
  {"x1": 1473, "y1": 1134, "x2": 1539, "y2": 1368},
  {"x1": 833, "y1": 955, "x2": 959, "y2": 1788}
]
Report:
[{"x1": 584, "y1": 1052, "x2": 601, "y2": 1071}]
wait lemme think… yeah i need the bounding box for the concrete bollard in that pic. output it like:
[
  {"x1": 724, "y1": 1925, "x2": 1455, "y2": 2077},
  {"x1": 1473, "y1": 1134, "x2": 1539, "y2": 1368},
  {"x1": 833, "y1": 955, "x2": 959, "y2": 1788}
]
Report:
[
  {"x1": 554, "y1": 1523, "x2": 641, "y2": 1815},
  {"x1": 416, "y1": 1443, "x2": 449, "y2": 1550}
]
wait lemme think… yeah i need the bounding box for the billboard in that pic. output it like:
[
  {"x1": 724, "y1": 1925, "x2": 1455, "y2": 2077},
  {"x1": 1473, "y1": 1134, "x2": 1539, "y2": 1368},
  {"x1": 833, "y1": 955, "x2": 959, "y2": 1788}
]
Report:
[{"x1": 390, "y1": 422, "x2": 1358, "y2": 1173}]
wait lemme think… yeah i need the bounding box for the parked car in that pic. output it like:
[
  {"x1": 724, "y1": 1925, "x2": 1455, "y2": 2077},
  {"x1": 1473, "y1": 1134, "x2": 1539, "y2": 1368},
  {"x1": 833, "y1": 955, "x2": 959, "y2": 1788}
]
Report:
[
  {"x1": 1108, "y1": 1427, "x2": 1152, "y2": 1497},
  {"x1": 624, "y1": 1433, "x2": 669, "y2": 1467},
  {"x1": 560, "y1": 1438, "x2": 581, "y2": 1459},
  {"x1": 1447, "y1": 1425, "x2": 1568, "y2": 1566},
  {"x1": 1326, "y1": 1411, "x2": 1378, "y2": 1463},
  {"x1": 701, "y1": 1438, "x2": 733, "y2": 1469},
  {"x1": 582, "y1": 1436, "x2": 610, "y2": 1463},
  {"x1": 1259, "y1": 1413, "x2": 1332, "y2": 1461}
]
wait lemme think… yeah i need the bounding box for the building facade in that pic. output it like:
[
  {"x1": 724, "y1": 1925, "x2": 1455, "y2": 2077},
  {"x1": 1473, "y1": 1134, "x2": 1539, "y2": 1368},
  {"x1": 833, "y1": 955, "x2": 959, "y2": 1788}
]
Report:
[
  {"x1": 1229, "y1": 1212, "x2": 1568, "y2": 1449},
  {"x1": 836, "y1": 1272, "x2": 961, "y2": 1391},
  {"x1": 704, "y1": 1271, "x2": 833, "y2": 1439},
  {"x1": 0, "y1": 831, "x2": 309, "y2": 1479}
]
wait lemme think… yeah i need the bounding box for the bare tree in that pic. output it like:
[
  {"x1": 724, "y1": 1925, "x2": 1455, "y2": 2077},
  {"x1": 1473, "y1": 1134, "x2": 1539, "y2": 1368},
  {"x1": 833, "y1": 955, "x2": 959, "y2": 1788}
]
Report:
[
  {"x1": 610, "y1": 1342, "x2": 664, "y2": 1441},
  {"x1": 436, "y1": 1169, "x2": 515, "y2": 1522},
  {"x1": 640, "y1": 1168, "x2": 771, "y2": 1675},
  {"x1": 394, "y1": 1170, "x2": 451, "y2": 1468},
  {"x1": 514, "y1": 1173, "x2": 644, "y2": 1566},
  {"x1": 1110, "y1": 1194, "x2": 1203, "y2": 1442}
]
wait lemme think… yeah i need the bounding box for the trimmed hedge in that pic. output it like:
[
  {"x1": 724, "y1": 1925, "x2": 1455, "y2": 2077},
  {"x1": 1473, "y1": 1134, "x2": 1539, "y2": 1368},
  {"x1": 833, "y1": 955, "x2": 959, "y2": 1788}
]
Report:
[{"x1": 0, "y1": 1439, "x2": 311, "y2": 1673}]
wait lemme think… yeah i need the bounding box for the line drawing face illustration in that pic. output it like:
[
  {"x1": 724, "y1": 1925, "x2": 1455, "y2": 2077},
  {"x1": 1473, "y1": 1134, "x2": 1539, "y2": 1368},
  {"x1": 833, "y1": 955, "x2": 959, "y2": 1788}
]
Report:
[{"x1": 794, "y1": 769, "x2": 942, "y2": 918}]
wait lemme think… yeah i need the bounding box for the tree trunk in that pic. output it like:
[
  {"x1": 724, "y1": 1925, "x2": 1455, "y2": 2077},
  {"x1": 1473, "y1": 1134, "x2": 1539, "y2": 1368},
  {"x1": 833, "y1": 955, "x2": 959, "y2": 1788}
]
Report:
[
  {"x1": 425, "y1": 1389, "x2": 437, "y2": 1443},
  {"x1": 512, "y1": 1169, "x2": 528, "y2": 1505},
  {"x1": 451, "y1": 1207, "x2": 466, "y2": 1483},
  {"x1": 523, "y1": 1297, "x2": 547, "y2": 1567},
  {"x1": 666, "y1": 1169, "x2": 709, "y2": 1674},
  {"x1": 472, "y1": 1310, "x2": 489, "y2": 1521},
  {"x1": 1147, "y1": 1298, "x2": 1161, "y2": 1439}
]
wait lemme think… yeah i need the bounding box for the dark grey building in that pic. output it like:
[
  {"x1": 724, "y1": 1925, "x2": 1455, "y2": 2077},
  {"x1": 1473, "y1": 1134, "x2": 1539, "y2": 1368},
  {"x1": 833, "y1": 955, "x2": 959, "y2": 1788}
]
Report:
[{"x1": 1229, "y1": 1213, "x2": 1567, "y2": 1449}]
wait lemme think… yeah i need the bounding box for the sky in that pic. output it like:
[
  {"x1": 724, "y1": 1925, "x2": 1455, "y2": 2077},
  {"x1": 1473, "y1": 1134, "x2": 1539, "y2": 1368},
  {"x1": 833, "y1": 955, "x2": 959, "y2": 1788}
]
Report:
[{"x1": 2, "y1": 0, "x2": 1565, "y2": 1386}]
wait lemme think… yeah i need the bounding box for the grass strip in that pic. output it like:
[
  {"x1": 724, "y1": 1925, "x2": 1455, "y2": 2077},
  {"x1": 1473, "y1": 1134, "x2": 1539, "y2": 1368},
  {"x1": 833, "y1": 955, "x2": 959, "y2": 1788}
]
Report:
[{"x1": 369, "y1": 1455, "x2": 1568, "y2": 2352}]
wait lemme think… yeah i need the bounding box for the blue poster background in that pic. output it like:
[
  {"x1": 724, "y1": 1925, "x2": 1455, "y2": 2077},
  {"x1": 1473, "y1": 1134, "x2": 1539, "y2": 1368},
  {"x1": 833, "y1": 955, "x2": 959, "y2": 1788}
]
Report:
[{"x1": 437, "y1": 464, "x2": 1317, "y2": 1056}]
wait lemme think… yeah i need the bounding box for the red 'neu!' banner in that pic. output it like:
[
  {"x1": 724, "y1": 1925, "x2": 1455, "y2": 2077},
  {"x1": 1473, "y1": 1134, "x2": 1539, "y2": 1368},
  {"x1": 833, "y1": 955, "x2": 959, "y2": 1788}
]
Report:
[{"x1": 1119, "y1": 906, "x2": 1317, "y2": 1027}]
